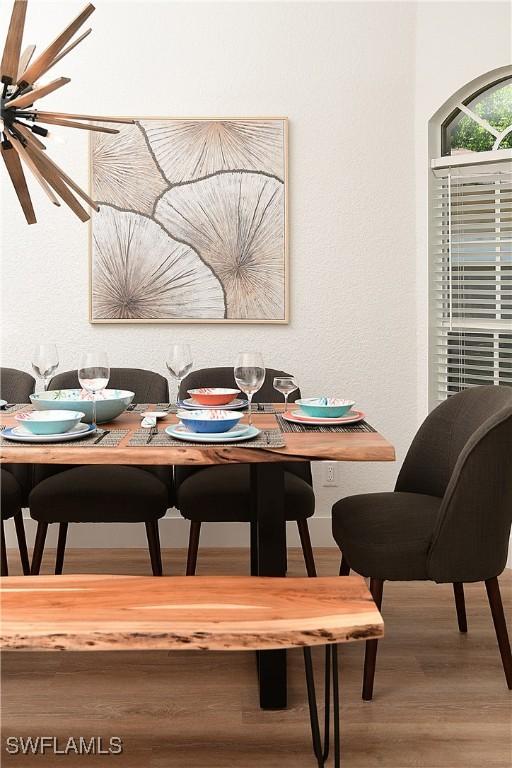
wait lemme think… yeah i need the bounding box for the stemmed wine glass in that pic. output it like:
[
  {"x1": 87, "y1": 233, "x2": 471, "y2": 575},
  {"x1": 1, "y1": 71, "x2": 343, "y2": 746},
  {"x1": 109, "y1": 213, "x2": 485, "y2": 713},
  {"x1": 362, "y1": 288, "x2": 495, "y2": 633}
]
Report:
[
  {"x1": 234, "y1": 352, "x2": 265, "y2": 426},
  {"x1": 273, "y1": 376, "x2": 298, "y2": 413},
  {"x1": 78, "y1": 351, "x2": 110, "y2": 430},
  {"x1": 166, "y1": 344, "x2": 193, "y2": 405},
  {"x1": 31, "y1": 344, "x2": 59, "y2": 392}
]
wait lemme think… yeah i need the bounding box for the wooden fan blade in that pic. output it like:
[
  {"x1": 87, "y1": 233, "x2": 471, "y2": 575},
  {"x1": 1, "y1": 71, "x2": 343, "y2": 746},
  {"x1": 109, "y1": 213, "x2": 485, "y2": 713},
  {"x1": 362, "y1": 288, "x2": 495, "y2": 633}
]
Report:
[
  {"x1": 1, "y1": 140, "x2": 36, "y2": 223},
  {"x1": 24, "y1": 141, "x2": 98, "y2": 213},
  {"x1": 31, "y1": 111, "x2": 134, "y2": 125},
  {"x1": 24, "y1": 143, "x2": 90, "y2": 222},
  {"x1": 1, "y1": 0, "x2": 28, "y2": 84},
  {"x1": 39, "y1": 28, "x2": 92, "y2": 77},
  {"x1": 35, "y1": 116, "x2": 119, "y2": 134},
  {"x1": 11, "y1": 121, "x2": 46, "y2": 150},
  {"x1": 17, "y1": 43, "x2": 36, "y2": 80},
  {"x1": 9, "y1": 133, "x2": 60, "y2": 206},
  {"x1": 5, "y1": 76, "x2": 70, "y2": 109},
  {"x1": 17, "y1": 3, "x2": 95, "y2": 87}
]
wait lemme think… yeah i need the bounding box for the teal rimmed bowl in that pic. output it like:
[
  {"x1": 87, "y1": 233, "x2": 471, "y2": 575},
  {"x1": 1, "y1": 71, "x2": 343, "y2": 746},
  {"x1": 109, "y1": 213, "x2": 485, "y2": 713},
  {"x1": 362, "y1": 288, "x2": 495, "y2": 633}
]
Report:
[
  {"x1": 296, "y1": 398, "x2": 355, "y2": 419},
  {"x1": 15, "y1": 409, "x2": 85, "y2": 435}
]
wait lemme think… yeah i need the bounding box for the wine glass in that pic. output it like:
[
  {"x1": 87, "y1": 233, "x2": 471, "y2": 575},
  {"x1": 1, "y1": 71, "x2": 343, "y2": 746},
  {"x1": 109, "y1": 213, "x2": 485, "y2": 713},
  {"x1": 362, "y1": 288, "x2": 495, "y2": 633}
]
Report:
[
  {"x1": 234, "y1": 352, "x2": 265, "y2": 426},
  {"x1": 166, "y1": 344, "x2": 193, "y2": 405},
  {"x1": 78, "y1": 351, "x2": 110, "y2": 429},
  {"x1": 31, "y1": 344, "x2": 59, "y2": 391},
  {"x1": 273, "y1": 376, "x2": 298, "y2": 413}
]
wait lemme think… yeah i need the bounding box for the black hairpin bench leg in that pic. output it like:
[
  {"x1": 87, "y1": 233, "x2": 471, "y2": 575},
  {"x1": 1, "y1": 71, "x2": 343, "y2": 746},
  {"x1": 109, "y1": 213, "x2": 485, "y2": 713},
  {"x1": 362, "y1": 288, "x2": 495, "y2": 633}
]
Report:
[{"x1": 303, "y1": 644, "x2": 341, "y2": 767}]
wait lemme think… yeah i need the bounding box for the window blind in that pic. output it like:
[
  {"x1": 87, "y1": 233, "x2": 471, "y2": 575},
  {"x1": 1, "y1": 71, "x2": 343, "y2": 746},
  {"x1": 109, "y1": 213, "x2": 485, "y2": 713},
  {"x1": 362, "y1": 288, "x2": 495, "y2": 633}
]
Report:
[{"x1": 432, "y1": 165, "x2": 512, "y2": 401}]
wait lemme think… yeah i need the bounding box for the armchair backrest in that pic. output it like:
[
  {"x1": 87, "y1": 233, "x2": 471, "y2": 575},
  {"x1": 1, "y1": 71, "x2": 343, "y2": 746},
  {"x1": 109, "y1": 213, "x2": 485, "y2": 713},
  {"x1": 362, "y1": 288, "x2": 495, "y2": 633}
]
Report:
[
  {"x1": 0, "y1": 367, "x2": 35, "y2": 403},
  {"x1": 50, "y1": 368, "x2": 169, "y2": 404}
]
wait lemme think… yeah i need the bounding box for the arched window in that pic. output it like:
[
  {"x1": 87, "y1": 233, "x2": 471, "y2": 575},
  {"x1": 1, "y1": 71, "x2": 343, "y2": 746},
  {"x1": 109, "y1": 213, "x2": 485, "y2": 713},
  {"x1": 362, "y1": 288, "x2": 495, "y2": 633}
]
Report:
[{"x1": 430, "y1": 70, "x2": 512, "y2": 404}]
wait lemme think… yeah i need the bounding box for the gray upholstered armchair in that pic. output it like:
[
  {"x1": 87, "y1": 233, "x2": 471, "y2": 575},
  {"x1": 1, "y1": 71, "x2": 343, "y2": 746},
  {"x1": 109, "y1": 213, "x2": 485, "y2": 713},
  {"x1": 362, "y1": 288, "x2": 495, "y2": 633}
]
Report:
[{"x1": 332, "y1": 385, "x2": 512, "y2": 699}]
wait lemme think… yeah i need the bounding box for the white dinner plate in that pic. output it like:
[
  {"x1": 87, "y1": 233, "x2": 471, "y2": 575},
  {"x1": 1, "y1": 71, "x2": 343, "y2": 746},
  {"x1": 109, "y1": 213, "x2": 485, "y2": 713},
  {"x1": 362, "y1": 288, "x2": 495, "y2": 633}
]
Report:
[
  {"x1": 1, "y1": 422, "x2": 97, "y2": 443},
  {"x1": 282, "y1": 410, "x2": 365, "y2": 426},
  {"x1": 179, "y1": 398, "x2": 248, "y2": 410},
  {"x1": 166, "y1": 424, "x2": 260, "y2": 443}
]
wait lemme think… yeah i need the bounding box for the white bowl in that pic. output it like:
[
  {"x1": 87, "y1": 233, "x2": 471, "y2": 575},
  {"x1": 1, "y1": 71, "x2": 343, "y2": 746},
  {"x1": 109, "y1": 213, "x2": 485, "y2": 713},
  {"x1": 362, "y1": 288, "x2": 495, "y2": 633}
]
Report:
[{"x1": 30, "y1": 389, "x2": 134, "y2": 424}]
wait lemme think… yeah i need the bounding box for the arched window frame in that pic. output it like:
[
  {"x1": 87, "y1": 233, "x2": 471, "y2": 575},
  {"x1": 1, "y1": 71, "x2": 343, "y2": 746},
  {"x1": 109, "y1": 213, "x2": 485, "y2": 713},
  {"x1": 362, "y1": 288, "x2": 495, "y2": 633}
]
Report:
[{"x1": 428, "y1": 67, "x2": 512, "y2": 406}]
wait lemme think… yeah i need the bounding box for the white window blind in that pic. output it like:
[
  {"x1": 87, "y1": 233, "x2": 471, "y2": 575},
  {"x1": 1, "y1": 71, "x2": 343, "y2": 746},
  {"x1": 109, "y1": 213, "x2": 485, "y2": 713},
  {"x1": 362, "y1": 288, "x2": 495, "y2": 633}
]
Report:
[{"x1": 432, "y1": 165, "x2": 512, "y2": 401}]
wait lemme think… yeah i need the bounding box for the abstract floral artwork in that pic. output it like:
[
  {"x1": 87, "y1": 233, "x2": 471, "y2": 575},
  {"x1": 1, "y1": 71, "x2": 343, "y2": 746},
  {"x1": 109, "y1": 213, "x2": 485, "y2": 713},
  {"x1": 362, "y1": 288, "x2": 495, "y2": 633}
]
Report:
[{"x1": 89, "y1": 118, "x2": 288, "y2": 323}]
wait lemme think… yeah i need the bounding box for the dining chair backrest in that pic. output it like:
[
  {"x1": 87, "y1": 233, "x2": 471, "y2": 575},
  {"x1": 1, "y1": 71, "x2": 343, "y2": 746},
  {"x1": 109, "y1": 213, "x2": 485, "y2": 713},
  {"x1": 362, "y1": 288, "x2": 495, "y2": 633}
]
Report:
[
  {"x1": 395, "y1": 385, "x2": 512, "y2": 499},
  {"x1": 0, "y1": 367, "x2": 36, "y2": 504},
  {"x1": 179, "y1": 367, "x2": 311, "y2": 485},
  {"x1": 0, "y1": 367, "x2": 35, "y2": 403},
  {"x1": 395, "y1": 385, "x2": 512, "y2": 584},
  {"x1": 427, "y1": 400, "x2": 512, "y2": 583},
  {"x1": 50, "y1": 368, "x2": 169, "y2": 403}
]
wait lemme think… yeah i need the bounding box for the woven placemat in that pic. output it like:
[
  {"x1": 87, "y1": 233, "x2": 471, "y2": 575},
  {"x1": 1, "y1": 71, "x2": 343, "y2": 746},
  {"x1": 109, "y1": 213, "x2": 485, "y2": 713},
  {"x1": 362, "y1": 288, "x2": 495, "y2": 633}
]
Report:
[
  {"x1": 1, "y1": 403, "x2": 32, "y2": 414},
  {"x1": 0, "y1": 428, "x2": 128, "y2": 447},
  {"x1": 128, "y1": 427, "x2": 285, "y2": 449},
  {"x1": 276, "y1": 414, "x2": 376, "y2": 434}
]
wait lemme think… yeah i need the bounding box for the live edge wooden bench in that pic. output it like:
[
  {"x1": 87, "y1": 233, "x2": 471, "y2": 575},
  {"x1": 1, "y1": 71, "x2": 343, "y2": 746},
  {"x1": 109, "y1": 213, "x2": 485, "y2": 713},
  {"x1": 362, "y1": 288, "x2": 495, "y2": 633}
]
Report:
[{"x1": 0, "y1": 574, "x2": 384, "y2": 767}]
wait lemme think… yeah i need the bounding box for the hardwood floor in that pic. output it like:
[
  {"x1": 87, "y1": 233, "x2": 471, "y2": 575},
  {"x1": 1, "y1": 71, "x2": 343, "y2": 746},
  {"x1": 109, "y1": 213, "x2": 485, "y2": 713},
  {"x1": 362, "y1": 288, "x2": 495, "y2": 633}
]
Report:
[{"x1": 2, "y1": 547, "x2": 511, "y2": 767}]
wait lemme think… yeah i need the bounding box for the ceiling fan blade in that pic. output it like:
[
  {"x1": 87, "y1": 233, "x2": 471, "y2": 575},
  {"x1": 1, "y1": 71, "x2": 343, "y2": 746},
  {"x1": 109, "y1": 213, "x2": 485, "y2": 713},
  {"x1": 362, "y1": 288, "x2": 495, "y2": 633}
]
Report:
[
  {"x1": 28, "y1": 111, "x2": 134, "y2": 124},
  {"x1": 1, "y1": 140, "x2": 36, "y2": 223},
  {"x1": 9, "y1": 133, "x2": 60, "y2": 206},
  {"x1": 34, "y1": 116, "x2": 119, "y2": 134},
  {"x1": 38, "y1": 28, "x2": 92, "y2": 77},
  {"x1": 1, "y1": 0, "x2": 28, "y2": 84},
  {"x1": 24, "y1": 141, "x2": 99, "y2": 212},
  {"x1": 17, "y1": 43, "x2": 36, "y2": 80},
  {"x1": 24, "y1": 143, "x2": 90, "y2": 222},
  {"x1": 5, "y1": 76, "x2": 70, "y2": 109},
  {"x1": 17, "y1": 3, "x2": 95, "y2": 87},
  {"x1": 11, "y1": 120, "x2": 46, "y2": 150}
]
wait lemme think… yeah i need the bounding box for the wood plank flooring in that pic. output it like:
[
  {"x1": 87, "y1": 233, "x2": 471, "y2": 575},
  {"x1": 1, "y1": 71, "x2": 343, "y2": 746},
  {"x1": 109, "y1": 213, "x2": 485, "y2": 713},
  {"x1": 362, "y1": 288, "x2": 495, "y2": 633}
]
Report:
[{"x1": 2, "y1": 547, "x2": 511, "y2": 767}]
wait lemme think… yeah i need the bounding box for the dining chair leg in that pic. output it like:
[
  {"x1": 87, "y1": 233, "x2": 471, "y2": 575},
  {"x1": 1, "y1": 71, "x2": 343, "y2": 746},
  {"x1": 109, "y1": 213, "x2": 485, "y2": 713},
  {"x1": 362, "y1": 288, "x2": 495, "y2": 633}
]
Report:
[
  {"x1": 31, "y1": 521, "x2": 48, "y2": 575},
  {"x1": 14, "y1": 511, "x2": 30, "y2": 575},
  {"x1": 55, "y1": 522, "x2": 68, "y2": 575},
  {"x1": 186, "y1": 521, "x2": 201, "y2": 576},
  {"x1": 297, "y1": 519, "x2": 317, "y2": 577},
  {"x1": 453, "y1": 582, "x2": 467, "y2": 633},
  {"x1": 1, "y1": 519, "x2": 7, "y2": 577},
  {"x1": 485, "y1": 577, "x2": 512, "y2": 689},
  {"x1": 362, "y1": 577, "x2": 384, "y2": 701},
  {"x1": 339, "y1": 556, "x2": 350, "y2": 576},
  {"x1": 250, "y1": 520, "x2": 258, "y2": 576},
  {"x1": 145, "y1": 521, "x2": 163, "y2": 576}
]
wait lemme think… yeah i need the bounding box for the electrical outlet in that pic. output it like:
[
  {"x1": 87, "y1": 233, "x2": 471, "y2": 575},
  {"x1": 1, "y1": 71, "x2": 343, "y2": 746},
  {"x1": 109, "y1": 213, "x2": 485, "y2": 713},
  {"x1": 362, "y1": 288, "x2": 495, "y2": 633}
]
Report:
[{"x1": 322, "y1": 461, "x2": 339, "y2": 487}]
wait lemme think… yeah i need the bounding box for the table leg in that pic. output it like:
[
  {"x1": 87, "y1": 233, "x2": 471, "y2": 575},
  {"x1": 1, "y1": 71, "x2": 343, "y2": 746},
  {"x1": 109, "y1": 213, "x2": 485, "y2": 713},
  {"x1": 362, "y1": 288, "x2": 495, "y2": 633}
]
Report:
[{"x1": 251, "y1": 463, "x2": 287, "y2": 709}]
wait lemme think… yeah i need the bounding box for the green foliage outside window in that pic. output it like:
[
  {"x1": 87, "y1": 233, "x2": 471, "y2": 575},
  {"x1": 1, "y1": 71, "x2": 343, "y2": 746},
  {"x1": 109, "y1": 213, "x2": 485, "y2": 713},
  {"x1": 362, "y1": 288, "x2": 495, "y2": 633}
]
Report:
[{"x1": 448, "y1": 82, "x2": 512, "y2": 152}]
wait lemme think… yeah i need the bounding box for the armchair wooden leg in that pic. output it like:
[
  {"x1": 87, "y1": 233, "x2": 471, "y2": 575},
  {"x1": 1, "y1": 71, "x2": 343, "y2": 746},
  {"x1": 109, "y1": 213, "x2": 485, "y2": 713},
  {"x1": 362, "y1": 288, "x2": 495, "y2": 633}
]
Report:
[
  {"x1": 55, "y1": 522, "x2": 68, "y2": 575},
  {"x1": 250, "y1": 520, "x2": 258, "y2": 576},
  {"x1": 186, "y1": 521, "x2": 201, "y2": 576},
  {"x1": 31, "y1": 521, "x2": 48, "y2": 575},
  {"x1": 485, "y1": 577, "x2": 512, "y2": 689},
  {"x1": 1, "y1": 519, "x2": 7, "y2": 577},
  {"x1": 297, "y1": 519, "x2": 317, "y2": 577},
  {"x1": 453, "y1": 582, "x2": 467, "y2": 633},
  {"x1": 145, "y1": 520, "x2": 163, "y2": 576},
  {"x1": 339, "y1": 556, "x2": 351, "y2": 576},
  {"x1": 14, "y1": 512, "x2": 30, "y2": 575},
  {"x1": 362, "y1": 577, "x2": 384, "y2": 701}
]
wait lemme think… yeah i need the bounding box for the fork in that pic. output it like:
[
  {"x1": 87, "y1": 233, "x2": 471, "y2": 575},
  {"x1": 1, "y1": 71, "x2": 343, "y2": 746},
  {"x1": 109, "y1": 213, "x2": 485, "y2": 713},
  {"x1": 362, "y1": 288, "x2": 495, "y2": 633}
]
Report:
[{"x1": 146, "y1": 425, "x2": 158, "y2": 444}]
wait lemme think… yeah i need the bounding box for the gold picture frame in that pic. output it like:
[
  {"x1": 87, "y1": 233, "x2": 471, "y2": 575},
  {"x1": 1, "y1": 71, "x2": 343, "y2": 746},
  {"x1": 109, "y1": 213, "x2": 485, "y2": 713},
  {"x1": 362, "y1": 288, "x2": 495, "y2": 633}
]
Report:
[{"x1": 89, "y1": 117, "x2": 288, "y2": 324}]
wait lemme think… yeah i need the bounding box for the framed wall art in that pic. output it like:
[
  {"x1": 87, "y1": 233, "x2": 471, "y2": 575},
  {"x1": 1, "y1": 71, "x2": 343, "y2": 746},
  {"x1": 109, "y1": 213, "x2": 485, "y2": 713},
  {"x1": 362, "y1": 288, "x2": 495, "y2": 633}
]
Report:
[{"x1": 89, "y1": 117, "x2": 288, "y2": 323}]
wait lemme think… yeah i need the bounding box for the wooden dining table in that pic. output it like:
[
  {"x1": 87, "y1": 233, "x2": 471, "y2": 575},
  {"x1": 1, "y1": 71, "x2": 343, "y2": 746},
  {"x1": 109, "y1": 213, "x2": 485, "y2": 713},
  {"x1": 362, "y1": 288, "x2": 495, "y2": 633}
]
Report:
[{"x1": 0, "y1": 405, "x2": 395, "y2": 710}]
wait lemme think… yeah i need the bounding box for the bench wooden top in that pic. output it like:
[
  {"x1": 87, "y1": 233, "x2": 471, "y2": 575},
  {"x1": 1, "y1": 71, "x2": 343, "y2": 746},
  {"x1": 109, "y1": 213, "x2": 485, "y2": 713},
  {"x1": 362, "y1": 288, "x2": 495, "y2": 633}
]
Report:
[
  {"x1": 0, "y1": 575, "x2": 384, "y2": 652},
  {"x1": 0, "y1": 409, "x2": 395, "y2": 465}
]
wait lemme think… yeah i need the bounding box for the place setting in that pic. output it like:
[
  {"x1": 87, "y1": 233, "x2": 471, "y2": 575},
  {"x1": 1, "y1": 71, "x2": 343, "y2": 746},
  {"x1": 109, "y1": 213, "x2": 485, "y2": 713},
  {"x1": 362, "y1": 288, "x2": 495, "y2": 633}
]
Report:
[{"x1": 276, "y1": 397, "x2": 374, "y2": 433}]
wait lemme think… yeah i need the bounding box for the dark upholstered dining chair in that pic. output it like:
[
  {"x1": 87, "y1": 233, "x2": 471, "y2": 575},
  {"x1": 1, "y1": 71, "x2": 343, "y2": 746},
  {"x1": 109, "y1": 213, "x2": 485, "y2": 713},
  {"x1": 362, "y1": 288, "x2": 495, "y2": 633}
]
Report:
[
  {"x1": 0, "y1": 367, "x2": 34, "y2": 575},
  {"x1": 29, "y1": 368, "x2": 172, "y2": 576},
  {"x1": 1, "y1": 469, "x2": 30, "y2": 576},
  {"x1": 175, "y1": 367, "x2": 316, "y2": 577},
  {"x1": 332, "y1": 385, "x2": 512, "y2": 699}
]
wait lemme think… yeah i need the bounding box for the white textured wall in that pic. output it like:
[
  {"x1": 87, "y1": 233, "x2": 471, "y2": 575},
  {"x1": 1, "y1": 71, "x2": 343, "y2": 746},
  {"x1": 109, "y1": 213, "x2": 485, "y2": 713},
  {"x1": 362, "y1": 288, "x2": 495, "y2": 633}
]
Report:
[{"x1": 1, "y1": 1, "x2": 510, "y2": 550}]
